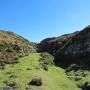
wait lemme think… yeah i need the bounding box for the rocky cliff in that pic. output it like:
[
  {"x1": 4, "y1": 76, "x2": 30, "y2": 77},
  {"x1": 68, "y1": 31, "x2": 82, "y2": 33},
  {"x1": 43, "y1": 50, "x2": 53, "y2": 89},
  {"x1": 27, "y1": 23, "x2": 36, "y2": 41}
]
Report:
[
  {"x1": 38, "y1": 31, "x2": 79, "y2": 54},
  {"x1": 55, "y1": 25, "x2": 90, "y2": 67},
  {"x1": 39, "y1": 25, "x2": 90, "y2": 69}
]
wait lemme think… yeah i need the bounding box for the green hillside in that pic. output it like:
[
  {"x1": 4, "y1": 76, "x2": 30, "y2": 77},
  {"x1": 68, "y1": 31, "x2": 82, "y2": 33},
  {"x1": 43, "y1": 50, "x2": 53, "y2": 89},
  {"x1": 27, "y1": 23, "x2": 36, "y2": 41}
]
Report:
[
  {"x1": 0, "y1": 30, "x2": 36, "y2": 66},
  {"x1": 0, "y1": 53, "x2": 81, "y2": 90}
]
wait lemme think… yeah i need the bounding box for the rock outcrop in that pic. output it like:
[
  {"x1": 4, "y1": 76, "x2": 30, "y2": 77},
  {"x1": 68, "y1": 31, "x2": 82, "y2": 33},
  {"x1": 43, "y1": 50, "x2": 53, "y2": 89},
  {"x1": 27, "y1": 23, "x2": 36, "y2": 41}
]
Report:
[
  {"x1": 55, "y1": 25, "x2": 90, "y2": 67},
  {"x1": 39, "y1": 25, "x2": 90, "y2": 69},
  {"x1": 38, "y1": 31, "x2": 79, "y2": 55}
]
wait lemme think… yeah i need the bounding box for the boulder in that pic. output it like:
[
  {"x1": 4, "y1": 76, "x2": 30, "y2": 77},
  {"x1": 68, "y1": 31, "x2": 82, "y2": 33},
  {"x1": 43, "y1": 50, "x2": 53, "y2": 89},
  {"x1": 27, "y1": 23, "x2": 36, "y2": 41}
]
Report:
[
  {"x1": 83, "y1": 82, "x2": 90, "y2": 90},
  {"x1": 28, "y1": 77, "x2": 42, "y2": 86}
]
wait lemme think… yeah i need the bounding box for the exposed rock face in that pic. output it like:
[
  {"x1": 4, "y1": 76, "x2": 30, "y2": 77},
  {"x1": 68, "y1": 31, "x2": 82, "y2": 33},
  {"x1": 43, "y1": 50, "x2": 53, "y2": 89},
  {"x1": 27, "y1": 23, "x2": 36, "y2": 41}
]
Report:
[
  {"x1": 55, "y1": 25, "x2": 90, "y2": 67},
  {"x1": 38, "y1": 31, "x2": 79, "y2": 55},
  {"x1": 39, "y1": 25, "x2": 90, "y2": 68}
]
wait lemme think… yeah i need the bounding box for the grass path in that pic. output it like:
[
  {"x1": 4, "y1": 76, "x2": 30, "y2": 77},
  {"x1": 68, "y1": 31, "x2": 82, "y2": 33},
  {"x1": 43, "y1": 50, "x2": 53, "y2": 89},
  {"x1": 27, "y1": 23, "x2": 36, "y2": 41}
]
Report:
[{"x1": 0, "y1": 53, "x2": 81, "y2": 90}]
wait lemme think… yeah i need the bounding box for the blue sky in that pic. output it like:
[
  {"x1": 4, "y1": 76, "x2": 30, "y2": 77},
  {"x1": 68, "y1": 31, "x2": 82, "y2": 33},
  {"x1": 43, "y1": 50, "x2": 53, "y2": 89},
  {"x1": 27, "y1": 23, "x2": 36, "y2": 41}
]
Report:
[{"x1": 0, "y1": 0, "x2": 90, "y2": 42}]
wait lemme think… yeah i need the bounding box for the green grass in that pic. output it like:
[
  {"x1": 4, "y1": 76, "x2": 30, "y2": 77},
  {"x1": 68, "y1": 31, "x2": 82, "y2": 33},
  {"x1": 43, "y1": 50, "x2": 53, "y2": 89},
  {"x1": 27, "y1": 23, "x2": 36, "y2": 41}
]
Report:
[{"x1": 0, "y1": 53, "x2": 81, "y2": 90}]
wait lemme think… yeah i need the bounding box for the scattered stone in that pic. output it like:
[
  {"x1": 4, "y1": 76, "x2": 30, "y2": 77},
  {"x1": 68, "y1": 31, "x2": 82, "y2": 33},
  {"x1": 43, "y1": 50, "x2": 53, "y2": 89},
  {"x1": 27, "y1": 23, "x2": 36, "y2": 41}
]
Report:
[{"x1": 83, "y1": 82, "x2": 90, "y2": 90}]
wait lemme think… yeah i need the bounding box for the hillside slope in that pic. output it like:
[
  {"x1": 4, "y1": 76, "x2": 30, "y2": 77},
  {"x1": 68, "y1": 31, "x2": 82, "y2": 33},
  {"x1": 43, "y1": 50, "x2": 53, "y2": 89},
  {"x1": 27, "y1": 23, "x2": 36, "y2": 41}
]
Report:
[
  {"x1": 38, "y1": 31, "x2": 79, "y2": 54},
  {"x1": 0, "y1": 30, "x2": 36, "y2": 66},
  {"x1": 55, "y1": 25, "x2": 90, "y2": 68}
]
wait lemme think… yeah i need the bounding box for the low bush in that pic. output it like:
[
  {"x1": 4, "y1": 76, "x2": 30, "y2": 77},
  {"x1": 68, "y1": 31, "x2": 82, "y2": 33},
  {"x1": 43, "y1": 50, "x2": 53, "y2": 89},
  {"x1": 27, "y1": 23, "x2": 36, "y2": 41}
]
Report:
[
  {"x1": 41, "y1": 64, "x2": 48, "y2": 71},
  {"x1": 40, "y1": 52, "x2": 54, "y2": 66},
  {"x1": 4, "y1": 80, "x2": 18, "y2": 89},
  {"x1": 9, "y1": 75, "x2": 17, "y2": 78},
  {"x1": 0, "y1": 62, "x2": 5, "y2": 69},
  {"x1": 28, "y1": 77, "x2": 42, "y2": 86},
  {"x1": 39, "y1": 52, "x2": 54, "y2": 71},
  {"x1": 66, "y1": 64, "x2": 80, "y2": 72}
]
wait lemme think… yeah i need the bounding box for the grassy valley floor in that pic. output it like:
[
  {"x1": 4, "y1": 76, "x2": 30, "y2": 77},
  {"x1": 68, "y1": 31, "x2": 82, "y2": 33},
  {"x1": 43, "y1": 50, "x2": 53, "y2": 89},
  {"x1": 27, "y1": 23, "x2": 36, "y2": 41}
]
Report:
[{"x1": 0, "y1": 53, "x2": 81, "y2": 90}]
